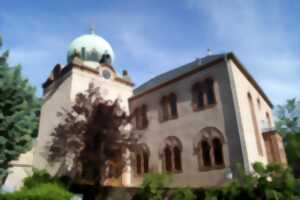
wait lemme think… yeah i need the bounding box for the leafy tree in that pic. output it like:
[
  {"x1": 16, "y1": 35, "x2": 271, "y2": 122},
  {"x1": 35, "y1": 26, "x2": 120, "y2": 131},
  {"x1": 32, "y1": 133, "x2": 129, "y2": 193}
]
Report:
[
  {"x1": 275, "y1": 98, "x2": 300, "y2": 176},
  {"x1": 0, "y1": 35, "x2": 40, "y2": 184},
  {"x1": 47, "y1": 83, "x2": 140, "y2": 199}
]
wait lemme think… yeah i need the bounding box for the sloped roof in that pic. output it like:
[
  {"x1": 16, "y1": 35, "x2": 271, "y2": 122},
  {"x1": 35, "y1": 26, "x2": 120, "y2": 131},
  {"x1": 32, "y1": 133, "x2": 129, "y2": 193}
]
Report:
[
  {"x1": 131, "y1": 52, "x2": 273, "y2": 108},
  {"x1": 134, "y1": 53, "x2": 226, "y2": 96}
]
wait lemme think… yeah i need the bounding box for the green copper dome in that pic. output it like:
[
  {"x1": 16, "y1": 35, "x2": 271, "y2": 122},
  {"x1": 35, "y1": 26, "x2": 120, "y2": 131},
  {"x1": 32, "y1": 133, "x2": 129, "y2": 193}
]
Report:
[{"x1": 67, "y1": 32, "x2": 114, "y2": 64}]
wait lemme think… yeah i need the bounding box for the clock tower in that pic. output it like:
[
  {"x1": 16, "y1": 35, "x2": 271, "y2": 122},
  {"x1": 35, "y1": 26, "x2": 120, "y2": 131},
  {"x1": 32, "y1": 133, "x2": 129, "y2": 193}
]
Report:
[{"x1": 33, "y1": 31, "x2": 134, "y2": 174}]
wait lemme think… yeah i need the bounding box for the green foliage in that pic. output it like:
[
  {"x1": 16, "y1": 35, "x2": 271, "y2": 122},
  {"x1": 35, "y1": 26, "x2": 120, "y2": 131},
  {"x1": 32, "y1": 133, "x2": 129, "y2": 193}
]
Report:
[
  {"x1": 136, "y1": 173, "x2": 171, "y2": 200},
  {"x1": 275, "y1": 98, "x2": 300, "y2": 176},
  {"x1": 0, "y1": 183, "x2": 73, "y2": 200},
  {"x1": 171, "y1": 187, "x2": 196, "y2": 200},
  {"x1": 276, "y1": 98, "x2": 300, "y2": 138},
  {"x1": 136, "y1": 163, "x2": 300, "y2": 200},
  {"x1": 0, "y1": 170, "x2": 73, "y2": 200},
  {"x1": 23, "y1": 169, "x2": 57, "y2": 189},
  {"x1": 0, "y1": 35, "x2": 40, "y2": 183}
]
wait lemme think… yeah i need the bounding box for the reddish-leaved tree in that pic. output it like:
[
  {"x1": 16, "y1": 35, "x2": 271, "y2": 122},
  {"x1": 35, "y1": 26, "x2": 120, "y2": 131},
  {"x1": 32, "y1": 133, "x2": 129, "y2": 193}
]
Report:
[{"x1": 47, "y1": 83, "x2": 140, "y2": 190}]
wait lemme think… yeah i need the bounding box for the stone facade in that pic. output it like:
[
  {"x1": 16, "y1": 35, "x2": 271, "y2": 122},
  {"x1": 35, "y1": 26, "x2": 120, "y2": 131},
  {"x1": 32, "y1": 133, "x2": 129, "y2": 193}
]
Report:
[{"x1": 128, "y1": 53, "x2": 286, "y2": 187}]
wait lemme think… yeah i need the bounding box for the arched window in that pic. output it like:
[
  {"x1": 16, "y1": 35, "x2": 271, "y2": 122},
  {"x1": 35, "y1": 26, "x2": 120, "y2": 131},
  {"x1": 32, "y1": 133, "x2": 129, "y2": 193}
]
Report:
[
  {"x1": 212, "y1": 138, "x2": 224, "y2": 166},
  {"x1": 174, "y1": 146, "x2": 182, "y2": 171},
  {"x1": 196, "y1": 127, "x2": 226, "y2": 171},
  {"x1": 201, "y1": 141, "x2": 211, "y2": 167},
  {"x1": 164, "y1": 147, "x2": 172, "y2": 172},
  {"x1": 162, "y1": 137, "x2": 182, "y2": 173},
  {"x1": 170, "y1": 93, "x2": 178, "y2": 118},
  {"x1": 192, "y1": 78, "x2": 216, "y2": 111},
  {"x1": 160, "y1": 93, "x2": 178, "y2": 122},
  {"x1": 205, "y1": 79, "x2": 215, "y2": 105},
  {"x1": 248, "y1": 93, "x2": 263, "y2": 155},
  {"x1": 135, "y1": 144, "x2": 150, "y2": 175}
]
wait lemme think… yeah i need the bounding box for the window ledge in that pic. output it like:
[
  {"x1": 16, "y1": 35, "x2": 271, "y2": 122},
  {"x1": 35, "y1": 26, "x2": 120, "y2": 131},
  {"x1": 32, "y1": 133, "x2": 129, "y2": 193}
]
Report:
[{"x1": 193, "y1": 103, "x2": 217, "y2": 112}]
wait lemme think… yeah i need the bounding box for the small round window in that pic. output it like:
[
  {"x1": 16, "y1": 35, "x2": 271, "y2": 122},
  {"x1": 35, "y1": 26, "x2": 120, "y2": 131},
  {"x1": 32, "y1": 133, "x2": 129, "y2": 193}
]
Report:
[{"x1": 102, "y1": 69, "x2": 111, "y2": 79}]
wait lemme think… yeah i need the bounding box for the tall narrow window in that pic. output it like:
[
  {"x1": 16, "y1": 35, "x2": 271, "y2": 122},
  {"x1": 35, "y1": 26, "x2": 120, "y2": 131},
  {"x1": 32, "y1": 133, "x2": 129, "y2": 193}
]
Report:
[
  {"x1": 136, "y1": 154, "x2": 142, "y2": 175},
  {"x1": 141, "y1": 105, "x2": 148, "y2": 128},
  {"x1": 135, "y1": 107, "x2": 141, "y2": 129},
  {"x1": 164, "y1": 147, "x2": 172, "y2": 172},
  {"x1": 212, "y1": 138, "x2": 224, "y2": 166},
  {"x1": 266, "y1": 112, "x2": 272, "y2": 128},
  {"x1": 174, "y1": 146, "x2": 182, "y2": 171},
  {"x1": 161, "y1": 96, "x2": 169, "y2": 121},
  {"x1": 170, "y1": 93, "x2": 178, "y2": 118},
  {"x1": 143, "y1": 151, "x2": 149, "y2": 173},
  {"x1": 197, "y1": 90, "x2": 205, "y2": 109},
  {"x1": 135, "y1": 105, "x2": 148, "y2": 129},
  {"x1": 205, "y1": 79, "x2": 215, "y2": 105},
  {"x1": 135, "y1": 145, "x2": 150, "y2": 175},
  {"x1": 201, "y1": 141, "x2": 211, "y2": 167},
  {"x1": 248, "y1": 93, "x2": 263, "y2": 155},
  {"x1": 163, "y1": 137, "x2": 182, "y2": 173}
]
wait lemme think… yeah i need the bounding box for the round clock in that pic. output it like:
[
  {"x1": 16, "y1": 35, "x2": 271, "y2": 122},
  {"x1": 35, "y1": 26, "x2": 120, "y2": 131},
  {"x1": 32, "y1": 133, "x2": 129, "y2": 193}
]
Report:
[{"x1": 102, "y1": 69, "x2": 111, "y2": 79}]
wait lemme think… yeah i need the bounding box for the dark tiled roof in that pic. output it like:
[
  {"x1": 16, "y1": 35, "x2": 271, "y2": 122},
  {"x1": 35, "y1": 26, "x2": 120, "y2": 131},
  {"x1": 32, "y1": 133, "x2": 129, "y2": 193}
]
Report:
[
  {"x1": 134, "y1": 53, "x2": 226, "y2": 96},
  {"x1": 132, "y1": 52, "x2": 273, "y2": 108}
]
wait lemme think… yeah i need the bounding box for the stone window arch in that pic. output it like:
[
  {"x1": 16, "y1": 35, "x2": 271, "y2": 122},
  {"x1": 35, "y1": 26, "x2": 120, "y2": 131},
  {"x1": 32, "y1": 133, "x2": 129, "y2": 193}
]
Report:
[
  {"x1": 191, "y1": 78, "x2": 216, "y2": 111},
  {"x1": 194, "y1": 127, "x2": 226, "y2": 171},
  {"x1": 135, "y1": 144, "x2": 150, "y2": 175},
  {"x1": 161, "y1": 136, "x2": 183, "y2": 173}
]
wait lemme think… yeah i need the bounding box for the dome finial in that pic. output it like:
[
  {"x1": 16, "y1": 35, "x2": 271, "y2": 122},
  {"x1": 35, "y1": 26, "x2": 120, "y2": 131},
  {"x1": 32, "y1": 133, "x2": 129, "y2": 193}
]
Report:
[{"x1": 89, "y1": 25, "x2": 96, "y2": 35}]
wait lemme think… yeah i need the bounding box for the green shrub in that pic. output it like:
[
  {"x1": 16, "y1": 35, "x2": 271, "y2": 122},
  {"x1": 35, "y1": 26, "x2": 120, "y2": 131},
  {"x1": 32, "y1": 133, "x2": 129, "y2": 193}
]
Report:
[
  {"x1": 135, "y1": 162, "x2": 300, "y2": 200},
  {"x1": 171, "y1": 187, "x2": 196, "y2": 200},
  {"x1": 135, "y1": 173, "x2": 171, "y2": 200},
  {"x1": 23, "y1": 169, "x2": 55, "y2": 189},
  {"x1": 0, "y1": 183, "x2": 73, "y2": 200}
]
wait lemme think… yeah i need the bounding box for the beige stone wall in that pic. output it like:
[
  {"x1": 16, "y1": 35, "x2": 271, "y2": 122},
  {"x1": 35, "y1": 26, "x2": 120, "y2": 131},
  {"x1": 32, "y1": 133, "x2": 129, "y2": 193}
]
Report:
[
  {"x1": 129, "y1": 61, "x2": 244, "y2": 187},
  {"x1": 227, "y1": 59, "x2": 273, "y2": 170},
  {"x1": 3, "y1": 149, "x2": 34, "y2": 191},
  {"x1": 33, "y1": 72, "x2": 73, "y2": 174}
]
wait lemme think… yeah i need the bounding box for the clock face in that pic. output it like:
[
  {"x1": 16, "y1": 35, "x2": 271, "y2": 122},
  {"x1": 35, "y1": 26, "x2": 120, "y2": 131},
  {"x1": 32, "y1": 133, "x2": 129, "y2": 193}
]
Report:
[{"x1": 102, "y1": 69, "x2": 111, "y2": 79}]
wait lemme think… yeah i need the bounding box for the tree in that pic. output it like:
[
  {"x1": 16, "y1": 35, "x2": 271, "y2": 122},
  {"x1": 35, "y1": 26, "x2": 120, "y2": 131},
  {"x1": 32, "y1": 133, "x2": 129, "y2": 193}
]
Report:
[
  {"x1": 47, "y1": 83, "x2": 140, "y2": 198},
  {"x1": 275, "y1": 98, "x2": 300, "y2": 176},
  {"x1": 0, "y1": 35, "x2": 40, "y2": 184}
]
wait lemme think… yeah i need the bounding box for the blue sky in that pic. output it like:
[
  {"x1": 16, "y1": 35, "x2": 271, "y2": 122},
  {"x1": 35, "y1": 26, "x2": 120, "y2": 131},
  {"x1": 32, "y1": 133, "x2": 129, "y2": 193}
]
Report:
[{"x1": 0, "y1": 0, "x2": 299, "y2": 105}]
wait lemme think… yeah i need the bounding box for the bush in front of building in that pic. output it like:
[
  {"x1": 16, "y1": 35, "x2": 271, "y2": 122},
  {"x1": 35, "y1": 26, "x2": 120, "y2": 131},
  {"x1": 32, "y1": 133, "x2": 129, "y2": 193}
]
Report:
[
  {"x1": 0, "y1": 170, "x2": 73, "y2": 200},
  {"x1": 0, "y1": 183, "x2": 73, "y2": 200},
  {"x1": 136, "y1": 162, "x2": 300, "y2": 200},
  {"x1": 133, "y1": 172, "x2": 172, "y2": 200}
]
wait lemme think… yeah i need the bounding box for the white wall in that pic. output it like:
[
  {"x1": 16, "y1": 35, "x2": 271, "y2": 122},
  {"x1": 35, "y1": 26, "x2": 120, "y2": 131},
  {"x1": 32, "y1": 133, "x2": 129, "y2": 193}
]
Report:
[{"x1": 227, "y1": 59, "x2": 273, "y2": 169}]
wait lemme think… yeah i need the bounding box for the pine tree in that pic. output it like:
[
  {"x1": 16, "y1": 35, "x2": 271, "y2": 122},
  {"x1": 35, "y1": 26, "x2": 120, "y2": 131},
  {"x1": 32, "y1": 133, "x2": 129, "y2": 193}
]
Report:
[{"x1": 0, "y1": 35, "x2": 40, "y2": 184}]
